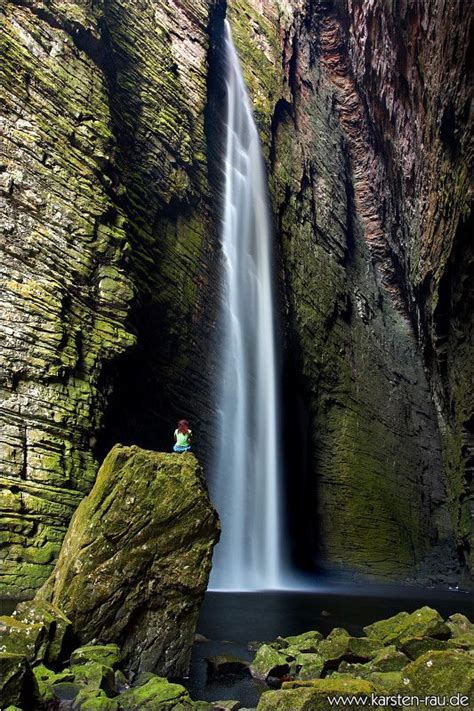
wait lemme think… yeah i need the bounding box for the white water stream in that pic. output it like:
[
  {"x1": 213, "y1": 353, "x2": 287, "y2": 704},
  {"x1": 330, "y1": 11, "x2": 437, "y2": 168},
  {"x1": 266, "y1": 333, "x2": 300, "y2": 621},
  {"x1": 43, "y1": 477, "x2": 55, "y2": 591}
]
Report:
[{"x1": 209, "y1": 21, "x2": 285, "y2": 590}]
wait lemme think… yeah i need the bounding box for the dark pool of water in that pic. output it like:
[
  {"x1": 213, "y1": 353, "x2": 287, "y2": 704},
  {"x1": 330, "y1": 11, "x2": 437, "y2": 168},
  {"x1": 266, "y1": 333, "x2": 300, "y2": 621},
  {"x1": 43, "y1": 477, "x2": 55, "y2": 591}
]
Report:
[{"x1": 185, "y1": 584, "x2": 473, "y2": 708}]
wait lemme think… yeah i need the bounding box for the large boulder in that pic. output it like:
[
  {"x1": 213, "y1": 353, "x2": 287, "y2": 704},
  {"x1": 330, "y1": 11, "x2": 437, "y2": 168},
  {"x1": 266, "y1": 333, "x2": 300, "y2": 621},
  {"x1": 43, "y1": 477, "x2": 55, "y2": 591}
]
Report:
[
  {"x1": 363, "y1": 607, "x2": 450, "y2": 645},
  {"x1": 36, "y1": 445, "x2": 220, "y2": 677}
]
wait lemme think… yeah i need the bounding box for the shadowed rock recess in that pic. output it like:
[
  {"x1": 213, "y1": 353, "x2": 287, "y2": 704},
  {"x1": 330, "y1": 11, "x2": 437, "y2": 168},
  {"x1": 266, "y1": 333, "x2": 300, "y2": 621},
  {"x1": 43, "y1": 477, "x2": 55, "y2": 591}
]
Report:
[{"x1": 0, "y1": 0, "x2": 472, "y2": 596}]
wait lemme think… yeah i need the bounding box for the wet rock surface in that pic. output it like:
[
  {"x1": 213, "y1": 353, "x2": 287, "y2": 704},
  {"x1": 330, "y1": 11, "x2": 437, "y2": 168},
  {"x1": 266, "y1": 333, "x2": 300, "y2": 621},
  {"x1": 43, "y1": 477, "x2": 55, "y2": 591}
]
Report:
[
  {"x1": 0, "y1": 0, "x2": 219, "y2": 599},
  {"x1": 228, "y1": 0, "x2": 471, "y2": 582},
  {"x1": 250, "y1": 606, "x2": 474, "y2": 709},
  {"x1": 36, "y1": 445, "x2": 220, "y2": 678},
  {"x1": 0, "y1": 0, "x2": 471, "y2": 594}
]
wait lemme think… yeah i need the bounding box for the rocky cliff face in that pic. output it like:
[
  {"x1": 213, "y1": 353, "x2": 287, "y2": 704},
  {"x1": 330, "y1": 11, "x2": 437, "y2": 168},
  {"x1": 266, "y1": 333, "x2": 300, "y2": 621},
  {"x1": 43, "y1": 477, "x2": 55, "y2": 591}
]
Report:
[
  {"x1": 0, "y1": 0, "x2": 471, "y2": 595},
  {"x1": 219, "y1": 0, "x2": 471, "y2": 580},
  {"x1": 0, "y1": 0, "x2": 219, "y2": 597}
]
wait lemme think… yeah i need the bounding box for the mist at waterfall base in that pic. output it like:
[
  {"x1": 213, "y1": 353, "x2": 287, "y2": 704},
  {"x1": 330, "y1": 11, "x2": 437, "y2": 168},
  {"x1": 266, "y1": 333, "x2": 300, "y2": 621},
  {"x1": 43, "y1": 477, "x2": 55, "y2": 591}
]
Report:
[{"x1": 208, "y1": 20, "x2": 289, "y2": 592}]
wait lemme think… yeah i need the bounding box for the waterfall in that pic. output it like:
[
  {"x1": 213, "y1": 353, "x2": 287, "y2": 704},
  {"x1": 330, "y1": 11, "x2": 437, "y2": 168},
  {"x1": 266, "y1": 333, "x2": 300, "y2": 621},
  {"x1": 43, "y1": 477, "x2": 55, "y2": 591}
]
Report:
[{"x1": 209, "y1": 20, "x2": 285, "y2": 591}]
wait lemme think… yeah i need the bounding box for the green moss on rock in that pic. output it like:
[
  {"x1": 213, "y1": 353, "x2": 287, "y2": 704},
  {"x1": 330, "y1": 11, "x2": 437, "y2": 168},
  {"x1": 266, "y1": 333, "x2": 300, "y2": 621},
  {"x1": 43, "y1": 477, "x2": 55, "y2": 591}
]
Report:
[
  {"x1": 363, "y1": 607, "x2": 450, "y2": 645},
  {"x1": 37, "y1": 446, "x2": 219, "y2": 678},
  {"x1": 250, "y1": 644, "x2": 290, "y2": 681},
  {"x1": 404, "y1": 650, "x2": 474, "y2": 696},
  {"x1": 258, "y1": 679, "x2": 377, "y2": 711}
]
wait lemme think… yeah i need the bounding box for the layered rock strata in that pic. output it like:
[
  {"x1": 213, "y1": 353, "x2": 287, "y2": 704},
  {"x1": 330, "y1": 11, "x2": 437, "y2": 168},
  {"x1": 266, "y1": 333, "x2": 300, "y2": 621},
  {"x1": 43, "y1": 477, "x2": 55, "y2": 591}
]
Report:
[
  {"x1": 37, "y1": 445, "x2": 220, "y2": 677},
  {"x1": 227, "y1": 0, "x2": 470, "y2": 578},
  {"x1": 0, "y1": 0, "x2": 471, "y2": 592},
  {"x1": 0, "y1": 0, "x2": 219, "y2": 597}
]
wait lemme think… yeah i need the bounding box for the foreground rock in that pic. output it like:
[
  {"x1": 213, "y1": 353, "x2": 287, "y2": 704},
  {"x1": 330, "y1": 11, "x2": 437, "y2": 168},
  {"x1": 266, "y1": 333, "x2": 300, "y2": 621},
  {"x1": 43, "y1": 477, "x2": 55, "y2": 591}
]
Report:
[
  {"x1": 252, "y1": 607, "x2": 474, "y2": 709},
  {"x1": 37, "y1": 445, "x2": 220, "y2": 677}
]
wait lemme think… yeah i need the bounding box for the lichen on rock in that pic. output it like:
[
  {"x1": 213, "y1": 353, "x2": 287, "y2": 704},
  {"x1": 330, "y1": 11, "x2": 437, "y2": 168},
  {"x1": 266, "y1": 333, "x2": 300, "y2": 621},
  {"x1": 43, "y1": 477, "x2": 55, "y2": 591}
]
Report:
[{"x1": 36, "y1": 445, "x2": 220, "y2": 677}]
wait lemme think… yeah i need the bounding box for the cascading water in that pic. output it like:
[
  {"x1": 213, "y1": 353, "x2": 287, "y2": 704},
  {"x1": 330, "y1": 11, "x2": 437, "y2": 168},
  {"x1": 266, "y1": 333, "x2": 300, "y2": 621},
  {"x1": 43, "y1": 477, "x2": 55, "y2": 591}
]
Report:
[{"x1": 209, "y1": 20, "x2": 285, "y2": 591}]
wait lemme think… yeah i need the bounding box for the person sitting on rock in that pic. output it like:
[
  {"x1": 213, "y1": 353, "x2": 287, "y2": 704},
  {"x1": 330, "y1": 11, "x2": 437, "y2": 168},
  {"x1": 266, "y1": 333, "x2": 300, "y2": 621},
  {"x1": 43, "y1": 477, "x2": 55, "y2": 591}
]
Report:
[{"x1": 173, "y1": 419, "x2": 192, "y2": 453}]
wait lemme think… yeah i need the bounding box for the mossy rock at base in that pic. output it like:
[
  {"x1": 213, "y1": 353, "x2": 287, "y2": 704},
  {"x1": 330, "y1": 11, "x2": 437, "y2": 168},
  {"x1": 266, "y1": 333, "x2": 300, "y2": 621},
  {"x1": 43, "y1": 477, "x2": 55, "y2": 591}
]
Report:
[
  {"x1": 0, "y1": 615, "x2": 46, "y2": 661},
  {"x1": 118, "y1": 675, "x2": 194, "y2": 709},
  {"x1": 257, "y1": 678, "x2": 377, "y2": 710},
  {"x1": 72, "y1": 687, "x2": 120, "y2": 710},
  {"x1": 317, "y1": 630, "x2": 380, "y2": 665},
  {"x1": 281, "y1": 630, "x2": 322, "y2": 653},
  {"x1": 33, "y1": 663, "x2": 75, "y2": 703},
  {"x1": 294, "y1": 652, "x2": 324, "y2": 679},
  {"x1": 0, "y1": 653, "x2": 35, "y2": 709},
  {"x1": 446, "y1": 614, "x2": 474, "y2": 638},
  {"x1": 366, "y1": 671, "x2": 403, "y2": 692},
  {"x1": 73, "y1": 661, "x2": 116, "y2": 693},
  {"x1": 404, "y1": 650, "x2": 474, "y2": 696},
  {"x1": 368, "y1": 645, "x2": 409, "y2": 671},
  {"x1": 37, "y1": 446, "x2": 220, "y2": 678},
  {"x1": 363, "y1": 607, "x2": 450, "y2": 645},
  {"x1": 71, "y1": 644, "x2": 122, "y2": 669},
  {"x1": 399, "y1": 636, "x2": 449, "y2": 659},
  {"x1": 250, "y1": 644, "x2": 290, "y2": 681},
  {"x1": 14, "y1": 599, "x2": 72, "y2": 664}
]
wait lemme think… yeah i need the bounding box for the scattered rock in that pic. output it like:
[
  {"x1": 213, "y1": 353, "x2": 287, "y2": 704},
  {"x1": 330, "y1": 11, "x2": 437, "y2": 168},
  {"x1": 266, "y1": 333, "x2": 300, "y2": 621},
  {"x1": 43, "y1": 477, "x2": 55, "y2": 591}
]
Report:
[
  {"x1": 0, "y1": 653, "x2": 38, "y2": 709},
  {"x1": 70, "y1": 644, "x2": 122, "y2": 669},
  {"x1": 257, "y1": 678, "x2": 377, "y2": 710},
  {"x1": 317, "y1": 628, "x2": 380, "y2": 667},
  {"x1": 446, "y1": 613, "x2": 474, "y2": 638},
  {"x1": 13, "y1": 598, "x2": 73, "y2": 664},
  {"x1": 250, "y1": 644, "x2": 290, "y2": 681},
  {"x1": 403, "y1": 650, "x2": 474, "y2": 696},
  {"x1": 283, "y1": 630, "x2": 322, "y2": 653},
  {"x1": 72, "y1": 688, "x2": 120, "y2": 710},
  {"x1": 118, "y1": 675, "x2": 194, "y2": 709},
  {"x1": 367, "y1": 645, "x2": 409, "y2": 671},
  {"x1": 294, "y1": 652, "x2": 324, "y2": 680},
  {"x1": 363, "y1": 607, "x2": 450, "y2": 645}
]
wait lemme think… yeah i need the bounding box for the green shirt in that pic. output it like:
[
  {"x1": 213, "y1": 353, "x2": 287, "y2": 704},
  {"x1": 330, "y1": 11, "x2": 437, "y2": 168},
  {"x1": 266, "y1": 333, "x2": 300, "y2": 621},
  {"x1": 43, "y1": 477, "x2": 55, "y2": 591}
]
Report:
[{"x1": 175, "y1": 429, "x2": 192, "y2": 447}]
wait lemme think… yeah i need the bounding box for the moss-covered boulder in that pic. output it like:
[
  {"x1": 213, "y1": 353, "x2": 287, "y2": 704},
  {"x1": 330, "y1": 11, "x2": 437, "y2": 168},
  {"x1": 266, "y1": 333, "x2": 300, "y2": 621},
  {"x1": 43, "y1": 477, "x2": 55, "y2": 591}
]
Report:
[
  {"x1": 367, "y1": 645, "x2": 409, "y2": 672},
  {"x1": 317, "y1": 628, "x2": 380, "y2": 666},
  {"x1": 399, "y1": 636, "x2": 449, "y2": 659},
  {"x1": 37, "y1": 445, "x2": 220, "y2": 677},
  {"x1": 446, "y1": 613, "x2": 474, "y2": 638},
  {"x1": 403, "y1": 650, "x2": 474, "y2": 696},
  {"x1": 70, "y1": 644, "x2": 122, "y2": 669},
  {"x1": 366, "y1": 671, "x2": 403, "y2": 693},
  {"x1": 363, "y1": 607, "x2": 450, "y2": 645},
  {"x1": 72, "y1": 688, "x2": 120, "y2": 710},
  {"x1": 257, "y1": 679, "x2": 377, "y2": 710},
  {"x1": 0, "y1": 653, "x2": 37, "y2": 709},
  {"x1": 0, "y1": 615, "x2": 46, "y2": 663},
  {"x1": 13, "y1": 598, "x2": 72, "y2": 664},
  {"x1": 250, "y1": 644, "x2": 291, "y2": 681},
  {"x1": 73, "y1": 662, "x2": 116, "y2": 693},
  {"x1": 294, "y1": 652, "x2": 324, "y2": 680},
  {"x1": 118, "y1": 675, "x2": 195, "y2": 709},
  {"x1": 282, "y1": 631, "x2": 322, "y2": 653},
  {"x1": 33, "y1": 663, "x2": 75, "y2": 704}
]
